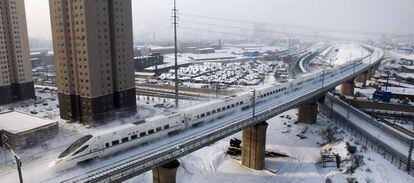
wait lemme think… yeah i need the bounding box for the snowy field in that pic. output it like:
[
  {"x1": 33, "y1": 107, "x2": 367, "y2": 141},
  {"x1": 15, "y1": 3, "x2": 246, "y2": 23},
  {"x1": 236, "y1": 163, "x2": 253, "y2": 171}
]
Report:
[{"x1": 126, "y1": 110, "x2": 414, "y2": 183}]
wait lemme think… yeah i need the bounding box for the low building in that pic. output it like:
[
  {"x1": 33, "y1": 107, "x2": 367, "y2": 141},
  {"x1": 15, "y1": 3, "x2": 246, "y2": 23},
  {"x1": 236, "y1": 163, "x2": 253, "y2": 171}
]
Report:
[
  {"x1": 0, "y1": 112, "x2": 59, "y2": 149},
  {"x1": 134, "y1": 53, "x2": 164, "y2": 71},
  {"x1": 30, "y1": 51, "x2": 54, "y2": 68},
  {"x1": 135, "y1": 72, "x2": 155, "y2": 79},
  {"x1": 137, "y1": 46, "x2": 176, "y2": 56},
  {"x1": 399, "y1": 47, "x2": 413, "y2": 54},
  {"x1": 244, "y1": 51, "x2": 260, "y2": 57},
  {"x1": 400, "y1": 58, "x2": 414, "y2": 66},
  {"x1": 192, "y1": 48, "x2": 215, "y2": 54},
  {"x1": 401, "y1": 66, "x2": 414, "y2": 73},
  {"x1": 210, "y1": 44, "x2": 222, "y2": 50}
]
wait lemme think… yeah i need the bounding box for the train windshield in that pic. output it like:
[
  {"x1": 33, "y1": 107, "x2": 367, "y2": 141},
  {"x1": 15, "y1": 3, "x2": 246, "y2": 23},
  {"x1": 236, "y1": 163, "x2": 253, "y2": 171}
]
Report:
[{"x1": 58, "y1": 135, "x2": 93, "y2": 158}]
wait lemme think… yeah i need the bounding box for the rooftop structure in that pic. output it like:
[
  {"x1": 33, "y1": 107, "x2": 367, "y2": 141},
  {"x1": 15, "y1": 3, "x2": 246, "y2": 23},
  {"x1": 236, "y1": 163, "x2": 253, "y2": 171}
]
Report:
[{"x1": 0, "y1": 111, "x2": 58, "y2": 149}]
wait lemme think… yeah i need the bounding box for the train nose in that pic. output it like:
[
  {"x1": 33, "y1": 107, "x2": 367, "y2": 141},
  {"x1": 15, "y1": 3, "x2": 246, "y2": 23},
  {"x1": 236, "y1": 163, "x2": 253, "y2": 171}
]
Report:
[{"x1": 49, "y1": 158, "x2": 62, "y2": 168}]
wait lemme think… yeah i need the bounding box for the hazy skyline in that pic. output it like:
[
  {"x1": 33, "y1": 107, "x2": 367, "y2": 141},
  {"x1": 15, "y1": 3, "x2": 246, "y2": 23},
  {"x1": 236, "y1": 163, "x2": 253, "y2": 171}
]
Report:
[{"x1": 25, "y1": 0, "x2": 414, "y2": 41}]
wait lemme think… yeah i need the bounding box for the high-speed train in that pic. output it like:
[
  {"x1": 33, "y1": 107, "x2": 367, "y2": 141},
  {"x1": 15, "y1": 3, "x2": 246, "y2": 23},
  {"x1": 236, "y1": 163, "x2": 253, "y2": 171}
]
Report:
[{"x1": 53, "y1": 57, "x2": 367, "y2": 169}]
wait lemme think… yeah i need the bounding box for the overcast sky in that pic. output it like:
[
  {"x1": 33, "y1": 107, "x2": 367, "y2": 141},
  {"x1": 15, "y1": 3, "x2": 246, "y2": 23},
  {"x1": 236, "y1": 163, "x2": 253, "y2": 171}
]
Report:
[{"x1": 25, "y1": 0, "x2": 414, "y2": 41}]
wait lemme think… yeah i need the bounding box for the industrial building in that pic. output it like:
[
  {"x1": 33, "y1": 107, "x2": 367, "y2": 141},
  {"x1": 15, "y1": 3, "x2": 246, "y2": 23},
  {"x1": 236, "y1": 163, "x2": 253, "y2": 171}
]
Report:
[
  {"x1": 134, "y1": 53, "x2": 164, "y2": 72},
  {"x1": 138, "y1": 46, "x2": 175, "y2": 56},
  {"x1": 0, "y1": 0, "x2": 35, "y2": 105},
  {"x1": 191, "y1": 48, "x2": 216, "y2": 54},
  {"x1": 30, "y1": 51, "x2": 54, "y2": 69},
  {"x1": 49, "y1": 0, "x2": 136, "y2": 124},
  {"x1": 0, "y1": 111, "x2": 58, "y2": 149}
]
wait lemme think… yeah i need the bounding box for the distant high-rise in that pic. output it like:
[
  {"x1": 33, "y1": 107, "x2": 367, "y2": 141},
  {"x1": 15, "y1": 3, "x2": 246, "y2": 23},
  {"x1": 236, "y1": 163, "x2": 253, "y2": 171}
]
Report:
[
  {"x1": 49, "y1": 0, "x2": 136, "y2": 123},
  {"x1": 0, "y1": 0, "x2": 35, "y2": 105}
]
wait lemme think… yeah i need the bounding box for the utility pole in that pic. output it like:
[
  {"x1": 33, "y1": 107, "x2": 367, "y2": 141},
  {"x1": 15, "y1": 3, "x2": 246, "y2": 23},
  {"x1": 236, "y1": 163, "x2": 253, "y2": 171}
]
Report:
[
  {"x1": 322, "y1": 70, "x2": 325, "y2": 88},
  {"x1": 1, "y1": 130, "x2": 23, "y2": 183},
  {"x1": 252, "y1": 90, "x2": 256, "y2": 118},
  {"x1": 407, "y1": 140, "x2": 413, "y2": 173},
  {"x1": 369, "y1": 54, "x2": 372, "y2": 66},
  {"x1": 173, "y1": 0, "x2": 179, "y2": 108}
]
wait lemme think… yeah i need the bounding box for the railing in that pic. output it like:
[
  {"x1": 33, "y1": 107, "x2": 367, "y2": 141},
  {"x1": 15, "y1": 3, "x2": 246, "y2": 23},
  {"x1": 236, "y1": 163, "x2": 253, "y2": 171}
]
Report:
[
  {"x1": 320, "y1": 94, "x2": 414, "y2": 176},
  {"x1": 62, "y1": 48, "x2": 384, "y2": 183},
  {"x1": 326, "y1": 93, "x2": 413, "y2": 145}
]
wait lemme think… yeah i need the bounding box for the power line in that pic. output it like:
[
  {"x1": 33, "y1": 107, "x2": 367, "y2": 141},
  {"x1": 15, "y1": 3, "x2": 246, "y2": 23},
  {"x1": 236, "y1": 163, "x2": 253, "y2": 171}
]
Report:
[{"x1": 180, "y1": 12, "x2": 406, "y2": 37}]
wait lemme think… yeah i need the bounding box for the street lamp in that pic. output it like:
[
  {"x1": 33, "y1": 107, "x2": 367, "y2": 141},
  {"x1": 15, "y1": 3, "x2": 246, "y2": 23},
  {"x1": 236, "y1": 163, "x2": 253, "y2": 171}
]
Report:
[{"x1": 1, "y1": 129, "x2": 23, "y2": 183}]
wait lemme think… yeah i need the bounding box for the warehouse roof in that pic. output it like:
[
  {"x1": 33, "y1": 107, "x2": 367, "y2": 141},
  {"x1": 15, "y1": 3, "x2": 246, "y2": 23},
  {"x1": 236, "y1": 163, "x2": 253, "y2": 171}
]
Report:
[{"x1": 0, "y1": 111, "x2": 57, "y2": 134}]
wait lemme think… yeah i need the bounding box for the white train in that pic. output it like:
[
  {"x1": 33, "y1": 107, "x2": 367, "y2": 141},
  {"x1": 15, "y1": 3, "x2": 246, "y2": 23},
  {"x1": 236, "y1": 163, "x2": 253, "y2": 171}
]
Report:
[{"x1": 53, "y1": 58, "x2": 365, "y2": 169}]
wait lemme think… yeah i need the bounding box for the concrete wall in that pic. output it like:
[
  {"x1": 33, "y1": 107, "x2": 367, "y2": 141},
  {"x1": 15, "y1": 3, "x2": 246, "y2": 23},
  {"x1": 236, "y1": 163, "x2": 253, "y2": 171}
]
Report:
[{"x1": 2, "y1": 122, "x2": 59, "y2": 149}]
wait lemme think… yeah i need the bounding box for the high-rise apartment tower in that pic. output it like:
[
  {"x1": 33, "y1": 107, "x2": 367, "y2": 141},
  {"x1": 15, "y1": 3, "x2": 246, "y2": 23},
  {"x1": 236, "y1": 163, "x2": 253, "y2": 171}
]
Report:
[
  {"x1": 49, "y1": 0, "x2": 136, "y2": 123},
  {"x1": 0, "y1": 0, "x2": 35, "y2": 105}
]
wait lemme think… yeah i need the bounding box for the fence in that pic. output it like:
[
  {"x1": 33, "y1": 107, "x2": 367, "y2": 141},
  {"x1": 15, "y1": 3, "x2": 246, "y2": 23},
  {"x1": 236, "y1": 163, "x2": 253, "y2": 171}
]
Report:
[{"x1": 320, "y1": 94, "x2": 414, "y2": 176}]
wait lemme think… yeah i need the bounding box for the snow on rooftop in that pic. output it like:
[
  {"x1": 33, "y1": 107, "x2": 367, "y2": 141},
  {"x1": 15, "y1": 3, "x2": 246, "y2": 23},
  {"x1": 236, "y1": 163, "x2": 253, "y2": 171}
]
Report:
[
  {"x1": 396, "y1": 73, "x2": 414, "y2": 80},
  {"x1": 0, "y1": 111, "x2": 57, "y2": 134},
  {"x1": 383, "y1": 86, "x2": 414, "y2": 95}
]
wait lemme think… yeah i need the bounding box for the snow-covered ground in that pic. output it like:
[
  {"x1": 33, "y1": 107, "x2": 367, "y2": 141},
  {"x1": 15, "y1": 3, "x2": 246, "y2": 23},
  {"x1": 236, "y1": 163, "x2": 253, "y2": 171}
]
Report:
[
  {"x1": 126, "y1": 110, "x2": 414, "y2": 183},
  {"x1": 333, "y1": 43, "x2": 370, "y2": 66}
]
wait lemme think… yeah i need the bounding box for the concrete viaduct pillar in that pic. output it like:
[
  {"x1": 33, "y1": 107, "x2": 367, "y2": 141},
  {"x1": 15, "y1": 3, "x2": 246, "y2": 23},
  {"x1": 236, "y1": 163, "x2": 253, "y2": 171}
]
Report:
[
  {"x1": 370, "y1": 68, "x2": 376, "y2": 78},
  {"x1": 152, "y1": 160, "x2": 180, "y2": 183},
  {"x1": 340, "y1": 79, "x2": 354, "y2": 96},
  {"x1": 355, "y1": 71, "x2": 368, "y2": 87},
  {"x1": 241, "y1": 121, "x2": 268, "y2": 170},
  {"x1": 298, "y1": 101, "x2": 318, "y2": 124}
]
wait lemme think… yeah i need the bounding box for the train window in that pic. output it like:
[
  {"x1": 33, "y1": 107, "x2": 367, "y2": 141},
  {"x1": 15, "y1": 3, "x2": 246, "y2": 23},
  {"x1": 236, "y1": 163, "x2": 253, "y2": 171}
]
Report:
[
  {"x1": 182, "y1": 120, "x2": 185, "y2": 123},
  {"x1": 156, "y1": 127, "x2": 162, "y2": 131},
  {"x1": 131, "y1": 134, "x2": 138, "y2": 140},
  {"x1": 148, "y1": 129, "x2": 154, "y2": 134},
  {"x1": 212, "y1": 110, "x2": 216, "y2": 114},
  {"x1": 105, "y1": 143, "x2": 110, "y2": 148},
  {"x1": 206, "y1": 112, "x2": 210, "y2": 116},
  {"x1": 58, "y1": 135, "x2": 93, "y2": 158},
  {"x1": 196, "y1": 115, "x2": 199, "y2": 119},
  {"x1": 201, "y1": 113, "x2": 205, "y2": 117},
  {"x1": 227, "y1": 105, "x2": 230, "y2": 109},
  {"x1": 217, "y1": 108, "x2": 221, "y2": 112},
  {"x1": 140, "y1": 132, "x2": 146, "y2": 137},
  {"x1": 222, "y1": 107, "x2": 225, "y2": 111},
  {"x1": 240, "y1": 101, "x2": 244, "y2": 104},
  {"x1": 164, "y1": 125, "x2": 170, "y2": 129},
  {"x1": 231, "y1": 104, "x2": 235, "y2": 107},
  {"x1": 73, "y1": 145, "x2": 89, "y2": 156},
  {"x1": 122, "y1": 137, "x2": 128, "y2": 143},
  {"x1": 112, "y1": 140, "x2": 119, "y2": 146}
]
